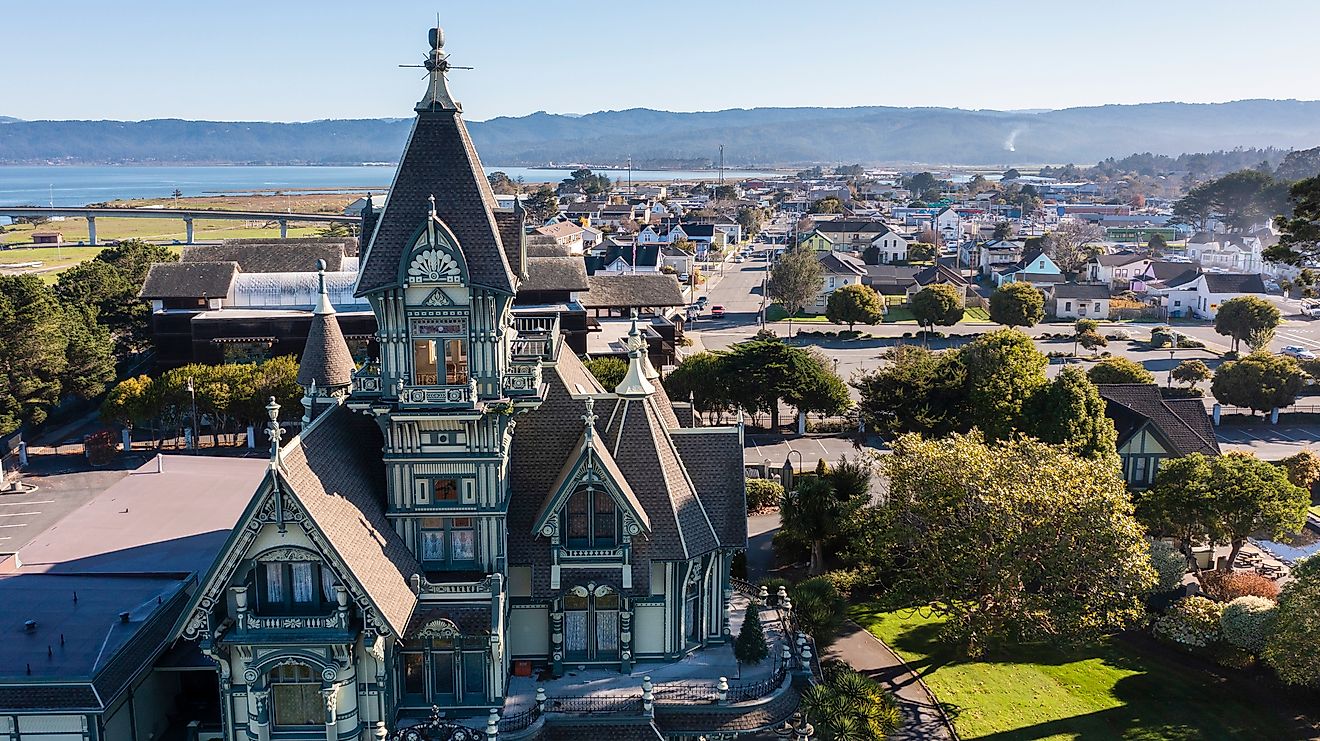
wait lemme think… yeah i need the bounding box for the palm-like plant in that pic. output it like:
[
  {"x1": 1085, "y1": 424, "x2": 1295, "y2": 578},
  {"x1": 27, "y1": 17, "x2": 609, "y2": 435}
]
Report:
[{"x1": 802, "y1": 665, "x2": 901, "y2": 741}]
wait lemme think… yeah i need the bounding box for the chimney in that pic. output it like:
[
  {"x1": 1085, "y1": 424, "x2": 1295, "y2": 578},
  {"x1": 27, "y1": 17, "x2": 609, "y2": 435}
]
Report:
[
  {"x1": 155, "y1": 454, "x2": 164, "y2": 474},
  {"x1": 24, "y1": 620, "x2": 36, "y2": 633},
  {"x1": 119, "y1": 612, "x2": 130, "y2": 624}
]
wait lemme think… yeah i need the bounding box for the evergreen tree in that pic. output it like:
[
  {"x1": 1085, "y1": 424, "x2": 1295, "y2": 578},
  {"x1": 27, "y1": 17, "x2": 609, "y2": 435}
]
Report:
[{"x1": 733, "y1": 603, "x2": 769, "y2": 668}]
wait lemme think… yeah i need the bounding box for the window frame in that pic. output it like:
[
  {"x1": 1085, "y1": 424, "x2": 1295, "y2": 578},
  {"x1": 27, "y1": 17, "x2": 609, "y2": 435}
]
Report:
[
  {"x1": 399, "y1": 636, "x2": 486, "y2": 706},
  {"x1": 562, "y1": 487, "x2": 621, "y2": 549},
  {"x1": 269, "y1": 663, "x2": 322, "y2": 729},
  {"x1": 255, "y1": 560, "x2": 332, "y2": 616},
  {"x1": 419, "y1": 517, "x2": 477, "y2": 569}
]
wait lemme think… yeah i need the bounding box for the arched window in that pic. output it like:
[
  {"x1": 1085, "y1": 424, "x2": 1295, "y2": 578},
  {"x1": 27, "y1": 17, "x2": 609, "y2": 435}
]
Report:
[
  {"x1": 563, "y1": 486, "x2": 619, "y2": 549},
  {"x1": 270, "y1": 663, "x2": 321, "y2": 728},
  {"x1": 400, "y1": 622, "x2": 487, "y2": 706}
]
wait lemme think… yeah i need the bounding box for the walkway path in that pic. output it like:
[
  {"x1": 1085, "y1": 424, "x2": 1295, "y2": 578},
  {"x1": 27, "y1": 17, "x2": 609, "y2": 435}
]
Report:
[{"x1": 825, "y1": 621, "x2": 956, "y2": 741}]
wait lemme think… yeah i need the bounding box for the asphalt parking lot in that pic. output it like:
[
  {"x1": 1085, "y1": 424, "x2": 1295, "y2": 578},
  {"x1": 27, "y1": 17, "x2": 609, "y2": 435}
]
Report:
[
  {"x1": 0, "y1": 453, "x2": 143, "y2": 555},
  {"x1": 1215, "y1": 424, "x2": 1320, "y2": 459}
]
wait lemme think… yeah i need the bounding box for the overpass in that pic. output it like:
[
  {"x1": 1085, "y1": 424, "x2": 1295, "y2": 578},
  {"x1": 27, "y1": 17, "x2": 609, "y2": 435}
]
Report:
[{"x1": 0, "y1": 206, "x2": 361, "y2": 245}]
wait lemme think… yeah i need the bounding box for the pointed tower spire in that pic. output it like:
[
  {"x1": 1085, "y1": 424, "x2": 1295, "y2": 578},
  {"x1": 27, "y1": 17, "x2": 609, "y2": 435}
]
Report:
[
  {"x1": 581, "y1": 396, "x2": 597, "y2": 444},
  {"x1": 614, "y1": 314, "x2": 656, "y2": 397},
  {"x1": 298, "y1": 259, "x2": 355, "y2": 423},
  {"x1": 417, "y1": 25, "x2": 460, "y2": 112}
]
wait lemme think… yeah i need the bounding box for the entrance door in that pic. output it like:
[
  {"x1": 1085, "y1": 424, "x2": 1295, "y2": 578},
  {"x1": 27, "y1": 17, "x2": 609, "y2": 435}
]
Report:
[{"x1": 563, "y1": 588, "x2": 620, "y2": 662}]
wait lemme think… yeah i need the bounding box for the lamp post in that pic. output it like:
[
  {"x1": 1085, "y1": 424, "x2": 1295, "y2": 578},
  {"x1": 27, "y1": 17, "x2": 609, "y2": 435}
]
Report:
[
  {"x1": 1167, "y1": 332, "x2": 1178, "y2": 388},
  {"x1": 186, "y1": 377, "x2": 198, "y2": 451}
]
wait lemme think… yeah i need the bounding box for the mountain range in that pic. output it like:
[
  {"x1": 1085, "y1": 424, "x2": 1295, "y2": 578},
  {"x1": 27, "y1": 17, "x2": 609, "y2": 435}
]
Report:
[{"x1": 3, "y1": 100, "x2": 1320, "y2": 167}]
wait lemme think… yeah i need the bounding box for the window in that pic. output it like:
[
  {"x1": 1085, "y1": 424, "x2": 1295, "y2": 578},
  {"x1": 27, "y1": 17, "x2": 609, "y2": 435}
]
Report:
[
  {"x1": 1133, "y1": 456, "x2": 1148, "y2": 484},
  {"x1": 1064, "y1": 301, "x2": 1072, "y2": 312},
  {"x1": 433, "y1": 479, "x2": 458, "y2": 502},
  {"x1": 444, "y1": 340, "x2": 468, "y2": 385},
  {"x1": 270, "y1": 664, "x2": 321, "y2": 728},
  {"x1": 400, "y1": 636, "x2": 486, "y2": 705},
  {"x1": 419, "y1": 517, "x2": 476, "y2": 567},
  {"x1": 257, "y1": 561, "x2": 332, "y2": 615},
  {"x1": 563, "y1": 488, "x2": 619, "y2": 549},
  {"x1": 563, "y1": 589, "x2": 620, "y2": 661},
  {"x1": 413, "y1": 339, "x2": 438, "y2": 385}
]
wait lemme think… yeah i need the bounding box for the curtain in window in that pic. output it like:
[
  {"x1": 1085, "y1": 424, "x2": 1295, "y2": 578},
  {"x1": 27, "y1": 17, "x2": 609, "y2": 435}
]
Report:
[
  {"x1": 321, "y1": 565, "x2": 338, "y2": 602},
  {"x1": 564, "y1": 610, "x2": 587, "y2": 654},
  {"x1": 272, "y1": 683, "x2": 321, "y2": 727},
  {"x1": 451, "y1": 527, "x2": 475, "y2": 561},
  {"x1": 290, "y1": 562, "x2": 315, "y2": 604},
  {"x1": 264, "y1": 562, "x2": 284, "y2": 604},
  {"x1": 596, "y1": 609, "x2": 619, "y2": 653},
  {"x1": 421, "y1": 530, "x2": 445, "y2": 561}
]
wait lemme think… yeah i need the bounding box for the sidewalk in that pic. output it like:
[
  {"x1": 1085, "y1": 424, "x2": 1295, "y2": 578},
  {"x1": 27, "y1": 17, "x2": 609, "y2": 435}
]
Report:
[{"x1": 825, "y1": 621, "x2": 955, "y2": 741}]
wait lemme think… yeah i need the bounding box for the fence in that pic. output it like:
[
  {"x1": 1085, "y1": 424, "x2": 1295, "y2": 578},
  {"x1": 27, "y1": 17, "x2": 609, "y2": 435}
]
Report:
[{"x1": 498, "y1": 705, "x2": 540, "y2": 732}]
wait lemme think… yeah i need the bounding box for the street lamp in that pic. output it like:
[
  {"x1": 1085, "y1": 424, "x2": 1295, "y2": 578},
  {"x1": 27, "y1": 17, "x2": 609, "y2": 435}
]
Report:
[
  {"x1": 186, "y1": 377, "x2": 198, "y2": 451},
  {"x1": 1167, "y1": 332, "x2": 1178, "y2": 388}
]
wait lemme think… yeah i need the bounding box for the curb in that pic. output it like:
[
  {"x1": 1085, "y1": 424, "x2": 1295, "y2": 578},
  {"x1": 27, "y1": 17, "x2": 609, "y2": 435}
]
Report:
[{"x1": 839, "y1": 619, "x2": 960, "y2": 741}]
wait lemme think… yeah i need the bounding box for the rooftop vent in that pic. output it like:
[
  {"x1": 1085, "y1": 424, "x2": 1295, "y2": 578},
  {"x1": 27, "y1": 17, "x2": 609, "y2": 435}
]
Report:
[{"x1": 24, "y1": 620, "x2": 36, "y2": 632}]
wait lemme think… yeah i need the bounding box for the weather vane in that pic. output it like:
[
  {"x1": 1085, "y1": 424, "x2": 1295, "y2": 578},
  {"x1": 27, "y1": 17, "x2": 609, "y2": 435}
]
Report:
[{"x1": 399, "y1": 18, "x2": 473, "y2": 109}]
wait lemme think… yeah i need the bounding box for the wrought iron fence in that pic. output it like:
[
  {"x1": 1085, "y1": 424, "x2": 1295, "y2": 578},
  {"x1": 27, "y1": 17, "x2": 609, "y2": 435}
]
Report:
[
  {"x1": 544, "y1": 694, "x2": 642, "y2": 714},
  {"x1": 498, "y1": 705, "x2": 539, "y2": 732},
  {"x1": 725, "y1": 661, "x2": 788, "y2": 703},
  {"x1": 651, "y1": 681, "x2": 719, "y2": 703}
]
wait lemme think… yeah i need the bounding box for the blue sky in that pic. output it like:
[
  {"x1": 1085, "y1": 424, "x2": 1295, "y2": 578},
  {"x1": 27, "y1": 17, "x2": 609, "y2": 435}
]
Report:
[{"x1": 6, "y1": 0, "x2": 1320, "y2": 122}]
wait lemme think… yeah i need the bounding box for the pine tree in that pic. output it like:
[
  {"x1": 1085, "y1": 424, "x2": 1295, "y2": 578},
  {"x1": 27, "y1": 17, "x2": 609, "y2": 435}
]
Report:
[{"x1": 734, "y1": 603, "x2": 769, "y2": 668}]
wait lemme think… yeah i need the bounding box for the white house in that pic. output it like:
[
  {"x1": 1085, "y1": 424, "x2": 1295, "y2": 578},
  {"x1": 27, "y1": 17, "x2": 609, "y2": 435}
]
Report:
[
  {"x1": 809, "y1": 252, "x2": 867, "y2": 314},
  {"x1": 1186, "y1": 232, "x2": 1264, "y2": 273},
  {"x1": 978, "y1": 239, "x2": 1025, "y2": 277},
  {"x1": 1052, "y1": 283, "x2": 1112, "y2": 319},
  {"x1": 934, "y1": 206, "x2": 962, "y2": 243},
  {"x1": 1087, "y1": 251, "x2": 1153, "y2": 289},
  {"x1": 1148, "y1": 270, "x2": 1268, "y2": 319}
]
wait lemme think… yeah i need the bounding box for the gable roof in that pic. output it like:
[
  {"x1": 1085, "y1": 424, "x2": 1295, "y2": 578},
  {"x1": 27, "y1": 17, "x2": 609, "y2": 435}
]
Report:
[
  {"x1": 581, "y1": 273, "x2": 685, "y2": 308},
  {"x1": 357, "y1": 108, "x2": 515, "y2": 295},
  {"x1": 1096, "y1": 384, "x2": 1220, "y2": 457},
  {"x1": 139, "y1": 261, "x2": 239, "y2": 299},
  {"x1": 278, "y1": 406, "x2": 421, "y2": 636},
  {"x1": 1053, "y1": 283, "x2": 1111, "y2": 300},
  {"x1": 1094, "y1": 250, "x2": 1147, "y2": 267},
  {"x1": 1204, "y1": 272, "x2": 1266, "y2": 294},
  {"x1": 1140, "y1": 261, "x2": 1199, "y2": 282},
  {"x1": 913, "y1": 263, "x2": 968, "y2": 287},
  {"x1": 521, "y1": 256, "x2": 589, "y2": 293},
  {"x1": 181, "y1": 240, "x2": 349, "y2": 273},
  {"x1": 813, "y1": 220, "x2": 892, "y2": 236},
  {"x1": 670, "y1": 428, "x2": 747, "y2": 550},
  {"x1": 818, "y1": 251, "x2": 867, "y2": 276},
  {"x1": 531, "y1": 430, "x2": 650, "y2": 536}
]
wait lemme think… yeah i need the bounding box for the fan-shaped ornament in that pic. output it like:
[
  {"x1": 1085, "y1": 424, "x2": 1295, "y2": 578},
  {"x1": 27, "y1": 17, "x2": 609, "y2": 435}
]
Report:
[{"x1": 408, "y1": 249, "x2": 462, "y2": 284}]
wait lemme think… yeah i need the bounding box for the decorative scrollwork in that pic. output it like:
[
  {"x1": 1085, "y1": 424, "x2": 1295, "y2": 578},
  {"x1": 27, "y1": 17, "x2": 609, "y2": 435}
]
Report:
[
  {"x1": 408, "y1": 249, "x2": 462, "y2": 284},
  {"x1": 388, "y1": 707, "x2": 484, "y2": 741}
]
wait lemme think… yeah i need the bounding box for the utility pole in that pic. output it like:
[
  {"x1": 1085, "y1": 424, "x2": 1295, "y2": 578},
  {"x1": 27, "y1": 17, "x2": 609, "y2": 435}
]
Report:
[{"x1": 719, "y1": 144, "x2": 725, "y2": 188}]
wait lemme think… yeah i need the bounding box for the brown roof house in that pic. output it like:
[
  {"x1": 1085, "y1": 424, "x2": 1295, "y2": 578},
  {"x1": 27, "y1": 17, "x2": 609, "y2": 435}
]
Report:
[
  {"x1": 1097, "y1": 384, "x2": 1220, "y2": 488},
  {"x1": 166, "y1": 26, "x2": 799, "y2": 741}
]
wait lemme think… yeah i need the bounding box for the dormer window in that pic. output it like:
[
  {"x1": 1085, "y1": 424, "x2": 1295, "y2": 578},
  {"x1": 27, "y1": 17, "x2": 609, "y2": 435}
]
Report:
[
  {"x1": 565, "y1": 487, "x2": 619, "y2": 549},
  {"x1": 256, "y1": 561, "x2": 335, "y2": 615}
]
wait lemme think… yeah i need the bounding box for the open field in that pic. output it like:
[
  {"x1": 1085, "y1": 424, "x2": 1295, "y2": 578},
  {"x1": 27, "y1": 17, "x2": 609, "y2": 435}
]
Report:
[{"x1": 850, "y1": 605, "x2": 1304, "y2": 740}]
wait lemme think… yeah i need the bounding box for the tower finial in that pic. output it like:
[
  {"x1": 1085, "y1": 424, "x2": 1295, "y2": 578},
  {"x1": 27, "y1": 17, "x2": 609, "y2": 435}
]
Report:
[
  {"x1": 265, "y1": 397, "x2": 284, "y2": 467},
  {"x1": 409, "y1": 23, "x2": 467, "y2": 111},
  {"x1": 614, "y1": 314, "x2": 656, "y2": 398},
  {"x1": 582, "y1": 396, "x2": 597, "y2": 442},
  {"x1": 313, "y1": 258, "x2": 334, "y2": 315}
]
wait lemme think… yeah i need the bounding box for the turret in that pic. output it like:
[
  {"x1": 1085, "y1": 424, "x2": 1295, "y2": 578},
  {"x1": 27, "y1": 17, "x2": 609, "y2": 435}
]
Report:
[{"x1": 298, "y1": 259, "x2": 355, "y2": 424}]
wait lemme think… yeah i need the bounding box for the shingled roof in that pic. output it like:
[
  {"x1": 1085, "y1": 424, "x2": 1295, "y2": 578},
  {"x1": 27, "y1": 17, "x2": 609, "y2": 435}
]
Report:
[
  {"x1": 522, "y1": 256, "x2": 589, "y2": 293},
  {"x1": 296, "y1": 305, "x2": 355, "y2": 391},
  {"x1": 139, "y1": 261, "x2": 238, "y2": 299},
  {"x1": 581, "y1": 274, "x2": 685, "y2": 309},
  {"x1": 357, "y1": 109, "x2": 515, "y2": 296},
  {"x1": 671, "y1": 428, "x2": 747, "y2": 549},
  {"x1": 181, "y1": 240, "x2": 349, "y2": 273},
  {"x1": 279, "y1": 406, "x2": 420, "y2": 636},
  {"x1": 1097, "y1": 384, "x2": 1220, "y2": 457}
]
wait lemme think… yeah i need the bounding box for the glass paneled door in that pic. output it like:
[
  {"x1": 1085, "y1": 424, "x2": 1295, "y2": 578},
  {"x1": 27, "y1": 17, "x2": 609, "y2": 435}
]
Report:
[{"x1": 564, "y1": 586, "x2": 620, "y2": 662}]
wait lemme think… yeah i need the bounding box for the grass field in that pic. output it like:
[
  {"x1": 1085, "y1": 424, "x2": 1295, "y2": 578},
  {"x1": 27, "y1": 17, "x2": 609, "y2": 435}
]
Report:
[
  {"x1": 851, "y1": 605, "x2": 1301, "y2": 740},
  {"x1": 0, "y1": 218, "x2": 323, "y2": 247}
]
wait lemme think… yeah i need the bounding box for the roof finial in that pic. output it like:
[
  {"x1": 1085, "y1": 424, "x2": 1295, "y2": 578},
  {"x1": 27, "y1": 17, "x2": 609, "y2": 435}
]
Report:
[
  {"x1": 407, "y1": 23, "x2": 467, "y2": 111},
  {"x1": 313, "y1": 258, "x2": 334, "y2": 315},
  {"x1": 614, "y1": 312, "x2": 656, "y2": 398},
  {"x1": 427, "y1": 194, "x2": 437, "y2": 218},
  {"x1": 265, "y1": 397, "x2": 284, "y2": 467},
  {"x1": 582, "y1": 396, "x2": 597, "y2": 442}
]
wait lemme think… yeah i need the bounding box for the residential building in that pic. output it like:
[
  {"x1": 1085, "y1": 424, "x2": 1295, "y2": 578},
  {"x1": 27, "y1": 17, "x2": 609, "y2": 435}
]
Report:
[
  {"x1": 1185, "y1": 232, "x2": 1264, "y2": 273},
  {"x1": 1051, "y1": 283, "x2": 1111, "y2": 319},
  {"x1": 1146, "y1": 269, "x2": 1268, "y2": 319},
  {"x1": 810, "y1": 252, "x2": 867, "y2": 313},
  {"x1": 904, "y1": 263, "x2": 971, "y2": 301},
  {"x1": 1097, "y1": 384, "x2": 1220, "y2": 488},
  {"x1": 978, "y1": 239, "x2": 1025, "y2": 277},
  {"x1": 993, "y1": 249, "x2": 1065, "y2": 289},
  {"x1": 1087, "y1": 251, "x2": 1153, "y2": 289}
]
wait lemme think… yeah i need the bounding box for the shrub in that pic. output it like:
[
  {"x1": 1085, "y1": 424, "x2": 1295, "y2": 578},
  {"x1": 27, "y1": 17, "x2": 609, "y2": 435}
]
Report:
[
  {"x1": 1220, "y1": 595, "x2": 1277, "y2": 654},
  {"x1": 803, "y1": 663, "x2": 902, "y2": 739},
  {"x1": 1149, "y1": 539, "x2": 1189, "y2": 593},
  {"x1": 1154, "y1": 595, "x2": 1224, "y2": 647},
  {"x1": 1088, "y1": 356, "x2": 1155, "y2": 384},
  {"x1": 820, "y1": 567, "x2": 872, "y2": 600},
  {"x1": 745, "y1": 478, "x2": 785, "y2": 513},
  {"x1": 1264, "y1": 557, "x2": 1320, "y2": 686},
  {"x1": 772, "y1": 529, "x2": 809, "y2": 567},
  {"x1": 1199, "y1": 570, "x2": 1280, "y2": 602},
  {"x1": 1151, "y1": 326, "x2": 1175, "y2": 348},
  {"x1": 792, "y1": 576, "x2": 846, "y2": 649},
  {"x1": 583, "y1": 355, "x2": 628, "y2": 389}
]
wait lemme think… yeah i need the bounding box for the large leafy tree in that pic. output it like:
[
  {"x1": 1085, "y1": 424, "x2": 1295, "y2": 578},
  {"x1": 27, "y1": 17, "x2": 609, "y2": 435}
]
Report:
[
  {"x1": 1175, "y1": 169, "x2": 1290, "y2": 232},
  {"x1": 1211, "y1": 352, "x2": 1306, "y2": 414},
  {"x1": 1171, "y1": 359, "x2": 1212, "y2": 390},
  {"x1": 1139, "y1": 452, "x2": 1309, "y2": 568},
  {"x1": 959, "y1": 328, "x2": 1048, "y2": 441},
  {"x1": 722, "y1": 338, "x2": 847, "y2": 429},
  {"x1": 55, "y1": 239, "x2": 176, "y2": 357},
  {"x1": 0, "y1": 275, "x2": 69, "y2": 433},
  {"x1": 852, "y1": 345, "x2": 965, "y2": 438},
  {"x1": 781, "y1": 456, "x2": 872, "y2": 575},
  {"x1": 1269, "y1": 175, "x2": 1320, "y2": 264},
  {"x1": 875, "y1": 432, "x2": 1155, "y2": 653},
  {"x1": 662, "y1": 351, "x2": 734, "y2": 423},
  {"x1": 582, "y1": 356, "x2": 627, "y2": 390},
  {"x1": 825, "y1": 284, "x2": 883, "y2": 330},
  {"x1": 522, "y1": 186, "x2": 559, "y2": 224},
  {"x1": 1264, "y1": 558, "x2": 1320, "y2": 687},
  {"x1": 1213, "y1": 296, "x2": 1281, "y2": 353},
  {"x1": 989, "y1": 282, "x2": 1044, "y2": 328},
  {"x1": 909, "y1": 284, "x2": 964, "y2": 336},
  {"x1": 1024, "y1": 366, "x2": 1117, "y2": 460},
  {"x1": 767, "y1": 246, "x2": 824, "y2": 334},
  {"x1": 1087, "y1": 356, "x2": 1156, "y2": 385}
]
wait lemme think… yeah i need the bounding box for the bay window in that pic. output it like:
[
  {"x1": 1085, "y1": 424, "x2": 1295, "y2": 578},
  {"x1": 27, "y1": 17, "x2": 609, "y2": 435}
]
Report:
[{"x1": 419, "y1": 517, "x2": 476, "y2": 568}]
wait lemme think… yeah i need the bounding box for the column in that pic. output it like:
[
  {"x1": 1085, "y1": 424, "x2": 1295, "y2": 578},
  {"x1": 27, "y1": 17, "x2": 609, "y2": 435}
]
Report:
[
  {"x1": 251, "y1": 688, "x2": 271, "y2": 741},
  {"x1": 550, "y1": 610, "x2": 564, "y2": 677},
  {"x1": 185, "y1": 217, "x2": 195, "y2": 244},
  {"x1": 87, "y1": 216, "x2": 97, "y2": 246},
  {"x1": 321, "y1": 687, "x2": 337, "y2": 741},
  {"x1": 279, "y1": 220, "x2": 288, "y2": 239}
]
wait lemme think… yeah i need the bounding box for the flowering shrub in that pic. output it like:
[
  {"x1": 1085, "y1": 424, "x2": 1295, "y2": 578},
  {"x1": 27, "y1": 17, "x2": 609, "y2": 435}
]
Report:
[
  {"x1": 1220, "y1": 596, "x2": 1277, "y2": 654},
  {"x1": 1200, "y1": 570, "x2": 1280, "y2": 602},
  {"x1": 1149, "y1": 539, "x2": 1188, "y2": 593},
  {"x1": 1154, "y1": 595, "x2": 1224, "y2": 647}
]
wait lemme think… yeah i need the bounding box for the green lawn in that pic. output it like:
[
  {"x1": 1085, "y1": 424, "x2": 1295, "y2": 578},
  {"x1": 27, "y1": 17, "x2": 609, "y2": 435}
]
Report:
[
  {"x1": 963, "y1": 307, "x2": 992, "y2": 322},
  {"x1": 850, "y1": 605, "x2": 1299, "y2": 740}
]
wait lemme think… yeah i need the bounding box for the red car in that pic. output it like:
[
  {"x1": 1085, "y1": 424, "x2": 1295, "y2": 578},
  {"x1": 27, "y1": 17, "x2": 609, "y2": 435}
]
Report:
[{"x1": 710, "y1": 305, "x2": 725, "y2": 317}]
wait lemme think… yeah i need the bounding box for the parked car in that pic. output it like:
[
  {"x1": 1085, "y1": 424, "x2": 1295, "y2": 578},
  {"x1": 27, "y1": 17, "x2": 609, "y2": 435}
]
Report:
[
  {"x1": 734, "y1": 256, "x2": 745, "y2": 263},
  {"x1": 1281, "y1": 345, "x2": 1317, "y2": 361},
  {"x1": 679, "y1": 272, "x2": 690, "y2": 284},
  {"x1": 710, "y1": 305, "x2": 726, "y2": 318}
]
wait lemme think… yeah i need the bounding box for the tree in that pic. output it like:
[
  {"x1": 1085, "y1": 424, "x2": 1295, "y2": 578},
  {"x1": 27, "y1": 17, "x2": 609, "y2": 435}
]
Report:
[
  {"x1": 852, "y1": 345, "x2": 965, "y2": 438},
  {"x1": 486, "y1": 171, "x2": 518, "y2": 195},
  {"x1": 801, "y1": 665, "x2": 901, "y2": 741},
  {"x1": 561, "y1": 168, "x2": 610, "y2": 195},
  {"x1": 713, "y1": 184, "x2": 738, "y2": 201},
  {"x1": 0, "y1": 275, "x2": 69, "y2": 433},
  {"x1": 1280, "y1": 449, "x2": 1320, "y2": 491},
  {"x1": 1177, "y1": 169, "x2": 1289, "y2": 233},
  {"x1": 767, "y1": 246, "x2": 824, "y2": 336},
  {"x1": 582, "y1": 356, "x2": 627, "y2": 390},
  {"x1": 790, "y1": 576, "x2": 846, "y2": 648},
  {"x1": 733, "y1": 603, "x2": 768, "y2": 668},
  {"x1": 1214, "y1": 296, "x2": 1281, "y2": 353},
  {"x1": 1171, "y1": 359, "x2": 1212, "y2": 390},
  {"x1": 992, "y1": 221, "x2": 1016, "y2": 240},
  {"x1": 1087, "y1": 357, "x2": 1155, "y2": 385},
  {"x1": 663, "y1": 352, "x2": 734, "y2": 423},
  {"x1": 959, "y1": 329, "x2": 1048, "y2": 441},
  {"x1": 61, "y1": 303, "x2": 116, "y2": 401},
  {"x1": 988, "y1": 282, "x2": 1044, "y2": 328},
  {"x1": 735, "y1": 206, "x2": 763, "y2": 238},
  {"x1": 1211, "y1": 352, "x2": 1305, "y2": 414},
  {"x1": 1024, "y1": 366, "x2": 1118, "y2": 460},
  {"x1": 1002, "y1": 168, "x2": 1022, "y2": 181},
  {"x1": 56, "y1": 239, "x2": 176, "y2": 357},
  {"x1": 722, "y1": 338, "x2": 847, "y2": 429},
  {"x1": 906, "y1": 172, "x2": 940, "y2": 194},
  {"x1": 1270, "y1": 175, "x2": 1320, "y2": 264},
  {"x1": 1264, "y1": 558, "x2": 1320, "y2": 686},
  {"x1": 522, "y1": 186, "x2": 559, "y2": 224},
  {"x1": 1148, "y1": 233, "x2": 1169, "y2": 251},
  {"x1": 1042, "y1": 221, "x2": 1107, "y2": 274},
  {"x1": 782, "y1": 457, "x2": 871, "y2": 575},
  {"x1": 809, "y1": 197, "x2": 843, "y2": 214},
  {"x1": 909, "y1": 284, "x2": 964, "y2": 336},
  {"x1": 825, "y1": 284, "x2": 883, "y2": 330},
  {"x1": 906, "y1": 241, "x2": 937, "y2": 263},
  {"x1": 875, "y1": 432, "x2": 1155, "y2": 653},
  {"x1": 1140, "y1": 452, "x2": 1309, "y2": 569}
]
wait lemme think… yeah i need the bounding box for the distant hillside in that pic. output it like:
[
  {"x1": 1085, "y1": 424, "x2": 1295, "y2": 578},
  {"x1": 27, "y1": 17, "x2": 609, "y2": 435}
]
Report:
[
  {"x1": 0, "y1": 116, "x2": 19, "y2": 124},
  {"x1": 3, "y1": 100, "x2": 1320, "y2": 166}
]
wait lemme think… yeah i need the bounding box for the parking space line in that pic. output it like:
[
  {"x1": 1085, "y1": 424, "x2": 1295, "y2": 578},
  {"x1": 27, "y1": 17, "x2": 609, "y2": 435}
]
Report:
[
  {"x1": 0, "y1": 512, "x2": 39, "y2": 517},
  {"x1": 1273, "y1": 429, "x2": 1302, "y2": 442},
  {"x1": 1234, "y1": 429, "x2": 1266, "y2": 441},
  {"x1": 0, "y1": 500, "x2": 53, "y2": 506},
  {"x1": 0, "y1": 524, "x2": 28, "y2": 528}
]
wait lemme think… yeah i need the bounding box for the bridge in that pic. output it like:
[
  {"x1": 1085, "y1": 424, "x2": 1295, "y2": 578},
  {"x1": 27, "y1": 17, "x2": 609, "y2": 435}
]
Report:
[{"x1": 0, "y1": 206, "x2": 361, "y2": 245}]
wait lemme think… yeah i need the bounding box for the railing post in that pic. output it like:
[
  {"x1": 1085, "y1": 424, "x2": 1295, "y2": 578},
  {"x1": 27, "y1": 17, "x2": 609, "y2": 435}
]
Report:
[
  {"x1": 717, "y1": 676, "x2": 729, "y2": 705},
  {"x1": 535, "y1": 687, "x2": 546, "y2": 714},
  {"x1": 641, "y1": 676, "x2": 654, "y2": 718},
  {"x1": 485, "y1": 708, "x2": 499, "y2": 739},
  {"x1": 758, "y1": 584, "x2": 769, "y2": 606}
]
